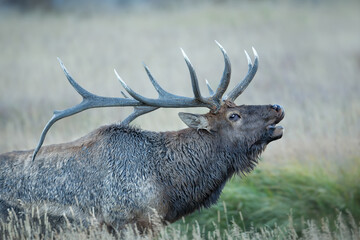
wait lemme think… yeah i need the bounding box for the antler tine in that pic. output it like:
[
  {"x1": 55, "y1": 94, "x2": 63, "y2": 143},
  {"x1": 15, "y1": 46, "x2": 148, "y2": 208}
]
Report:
[
  {"x1": 180, "y1": 48, "x2": 204, "y2": 102},
  {"x1": 57, "y1": 58, "x2": 92, "y2": 99},
  {"x1": 142, "y1": 63, "x2": 169, "y2": 98},
  {"x1": 225, "y1": 47, "x2": 259, "y2": 102},
  {"x1": 213, "y1": 41, "x2": 231, "y2": 101},
  {"x1": 115, "y1": 69, "x2": 172, "y2": 106},
  {"x1": 205, "y1": 79, "x2": 214, "y2": 95},
  {"x1": 121, "y1": 91, "x2": 129, "y2": 98}
]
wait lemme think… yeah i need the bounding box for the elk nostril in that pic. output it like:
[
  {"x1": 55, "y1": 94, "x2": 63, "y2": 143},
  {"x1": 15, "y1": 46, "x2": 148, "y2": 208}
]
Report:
[{"x1": 271, "y1": 104, "x2": 282, "y2": 112}]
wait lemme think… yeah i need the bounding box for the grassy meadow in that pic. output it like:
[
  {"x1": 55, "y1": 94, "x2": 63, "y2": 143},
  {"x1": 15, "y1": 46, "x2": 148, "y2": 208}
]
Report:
[{"x1": 0, "y1": 0, "x2": 359, "y2": 239}]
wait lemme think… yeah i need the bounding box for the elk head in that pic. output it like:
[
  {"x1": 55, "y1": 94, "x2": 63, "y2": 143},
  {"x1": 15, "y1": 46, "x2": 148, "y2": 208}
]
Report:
[
  {"x1": 32, "y1": 41, "x2": 284, "y2": 160},
  {"x1": 179, "y1": 102, "x2": 284, "y2": 148}
]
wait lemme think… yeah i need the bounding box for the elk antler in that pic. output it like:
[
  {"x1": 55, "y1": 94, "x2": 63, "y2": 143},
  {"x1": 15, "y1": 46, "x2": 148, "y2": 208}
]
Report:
[{"x1": 32, "y1": 42, "x2": 258, "y2": 160}]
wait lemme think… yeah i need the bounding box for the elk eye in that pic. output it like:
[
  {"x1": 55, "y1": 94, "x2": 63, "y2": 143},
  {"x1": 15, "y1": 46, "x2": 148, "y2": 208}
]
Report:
[{"x1": 229, "y1": 113, "x2": 240, "y2": 121}]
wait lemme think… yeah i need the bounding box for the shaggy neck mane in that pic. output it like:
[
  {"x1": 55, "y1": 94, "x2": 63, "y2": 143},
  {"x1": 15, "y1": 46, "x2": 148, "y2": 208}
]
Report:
[{"x1": 157, "y1": 128, "x2": 265, "y2": 223}]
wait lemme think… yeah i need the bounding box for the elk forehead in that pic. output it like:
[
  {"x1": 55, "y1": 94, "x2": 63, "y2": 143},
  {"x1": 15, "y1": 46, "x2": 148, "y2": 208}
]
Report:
[
  {"x1": 204, "y1": 102, "x2": 242, "y2": 130},
  {"x1": 208, "y1": 100, "x2": 236, "y2": 115},
  {"x1": 207, "y1": 101, "x2": 242, "y2": 118}
]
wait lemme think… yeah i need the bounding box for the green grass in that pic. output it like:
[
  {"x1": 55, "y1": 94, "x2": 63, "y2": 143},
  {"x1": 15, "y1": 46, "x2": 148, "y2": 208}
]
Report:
[{"x1": 178, "y1": 158, "x2": 360, "y2": 237}]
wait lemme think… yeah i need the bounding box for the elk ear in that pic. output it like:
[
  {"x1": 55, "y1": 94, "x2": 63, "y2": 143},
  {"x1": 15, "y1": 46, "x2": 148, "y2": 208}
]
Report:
[{"x1": 178, "y1": 112, "x2": 211, "y2": 131}]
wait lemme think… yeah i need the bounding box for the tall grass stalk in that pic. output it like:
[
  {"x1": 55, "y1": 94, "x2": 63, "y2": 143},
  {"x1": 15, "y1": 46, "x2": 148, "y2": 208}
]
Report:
[{"x1": 1, "y1": 210, "x2": 359, "y2": 239}]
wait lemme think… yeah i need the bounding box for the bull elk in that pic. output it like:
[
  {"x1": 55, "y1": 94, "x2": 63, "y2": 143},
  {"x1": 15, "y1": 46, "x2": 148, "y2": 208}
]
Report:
[{"x1": 0, "y1": 42, "x2": 284, "y2": 233}]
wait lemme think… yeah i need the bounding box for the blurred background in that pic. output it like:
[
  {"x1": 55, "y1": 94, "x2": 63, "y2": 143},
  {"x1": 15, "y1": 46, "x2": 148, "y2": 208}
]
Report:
[{"x1": 0, "y1": 0, "x2": 359, "y2": 237}]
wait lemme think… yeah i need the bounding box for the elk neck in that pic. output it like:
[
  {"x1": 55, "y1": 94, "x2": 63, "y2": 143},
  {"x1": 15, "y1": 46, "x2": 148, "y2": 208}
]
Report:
[{"x1": 155, "y1": 127, "x2": 261, "y2": 222}]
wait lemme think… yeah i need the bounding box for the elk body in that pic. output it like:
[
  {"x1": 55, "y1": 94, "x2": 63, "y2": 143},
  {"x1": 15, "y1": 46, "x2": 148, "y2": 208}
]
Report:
[{"x1": 0, "y1": 42, "x2": 284, "y2": 233}]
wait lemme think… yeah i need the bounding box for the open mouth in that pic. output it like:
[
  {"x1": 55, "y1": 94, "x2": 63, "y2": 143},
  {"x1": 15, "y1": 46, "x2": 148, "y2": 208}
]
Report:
[
  {"x1": 266, "y1": 110, "x2": 285, "y2": 140},
  {"x1": 266, "y1": 124, "x2": 284, "y2": 140}
]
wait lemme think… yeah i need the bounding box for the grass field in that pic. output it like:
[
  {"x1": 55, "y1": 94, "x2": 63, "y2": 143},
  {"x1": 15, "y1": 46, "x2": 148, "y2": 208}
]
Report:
[{"x1": 0, "y1": 0, "x2": 359, "y2": 239}]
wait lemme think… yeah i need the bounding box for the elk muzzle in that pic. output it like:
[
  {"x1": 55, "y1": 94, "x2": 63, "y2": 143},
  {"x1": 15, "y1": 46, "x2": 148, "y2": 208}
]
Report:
[{"x1": 266, "y1": 104, "x2": 285, "y2": 141}]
